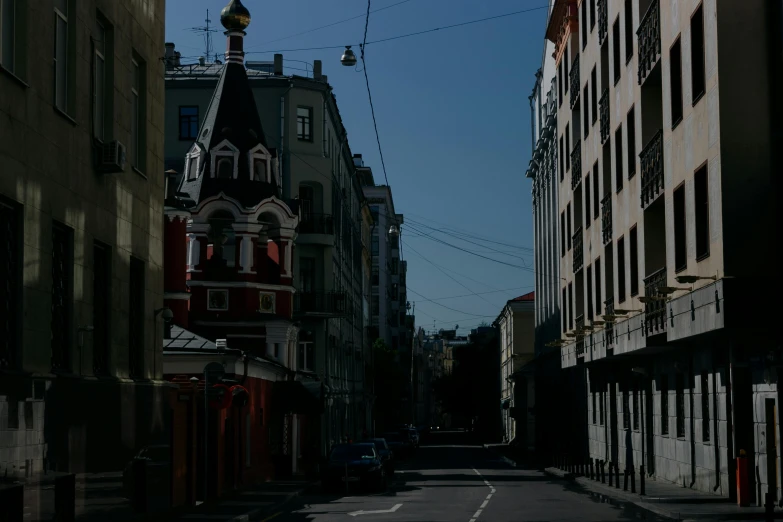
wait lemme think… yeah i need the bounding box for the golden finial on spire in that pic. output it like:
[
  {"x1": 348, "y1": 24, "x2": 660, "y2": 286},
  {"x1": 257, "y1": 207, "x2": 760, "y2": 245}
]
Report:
[{"x1": 220, "y1": 0, "x2": 251, "y2": 32}]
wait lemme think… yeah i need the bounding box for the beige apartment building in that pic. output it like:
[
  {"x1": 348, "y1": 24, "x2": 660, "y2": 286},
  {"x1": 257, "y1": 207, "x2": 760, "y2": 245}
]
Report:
[
  {"x1": 0, "y1": 0, "x2": 170, "y2": 511},
  {"x1": 163, "y1": 50, "x2": 373, "y2": 449},
  {"x1": 547, "y1": 0, "x2": 780, "y2": 505}
]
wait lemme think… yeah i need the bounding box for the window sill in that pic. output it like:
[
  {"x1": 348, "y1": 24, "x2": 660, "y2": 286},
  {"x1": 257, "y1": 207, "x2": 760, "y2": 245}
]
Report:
[
  {"x1": 0, "y1": 65, "x2": 29, "y2": 88},
  {"x1": 54, "y1": 106, "x2": 77, "y2": 126},
  {"x1": 696, "y1": 251, "x2": 710, "y2": 263},
  {"x1": 675, "y1": 264, "x2": 688, "y2": 274},
  {"x1": 132, "y1": 166, "x2": 147, "y2": 179},
  {"x1": 616, "y1": 187, "x2": 624, "y2": 194},
  {"x1": 671, "y1": 116, "x2": 683, "y2": 131},
  {"x1": 614, "y1": 76, "x2": 621, "y2": 87}
]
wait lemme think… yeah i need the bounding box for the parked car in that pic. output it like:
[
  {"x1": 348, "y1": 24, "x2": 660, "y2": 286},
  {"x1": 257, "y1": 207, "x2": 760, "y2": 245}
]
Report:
[
  {"x1": 382, "y1": 432, "x2": 414, "y2": 459},
  {"x1": 362, "y1": 438, "x2": 395, "y2": 475},
  {"x1": 322, "y1": 443, "x2": 386, "y2": 492},
  {"x1": 401, "y1": 428, "x2": 419, "y2": 449}
]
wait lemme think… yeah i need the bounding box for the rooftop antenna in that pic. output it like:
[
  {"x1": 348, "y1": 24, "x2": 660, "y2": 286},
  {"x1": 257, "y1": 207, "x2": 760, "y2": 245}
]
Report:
[{"x1": 188, "y1": 9, "x2": 219, "y2": 63}]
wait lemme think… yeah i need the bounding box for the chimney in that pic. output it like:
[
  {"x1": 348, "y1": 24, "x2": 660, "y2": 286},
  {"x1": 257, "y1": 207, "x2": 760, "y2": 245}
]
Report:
[
  {"x1": 174, "y1": 51, "x2": 181, "y2": 67},
  {"x1": 322, "y1": 74, "x2": 328, "y2": 83},
  {"x1": 198, "y1": 56, "x2": 206, "y2": 66},
  {"x1": 164, "y1": 42, "x2": 176, "y2": 66},
  {"x1": 274, "y1": 54, "x2": 283, "y2": 75},
  {"x1": 313, "y1": 60, "x2": 322, "y2": 80},
  {"x1": 353, "y1": 154, "x2": 364, "y2": 167}
]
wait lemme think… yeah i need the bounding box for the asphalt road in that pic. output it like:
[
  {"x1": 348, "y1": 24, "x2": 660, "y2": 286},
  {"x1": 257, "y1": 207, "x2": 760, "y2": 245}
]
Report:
[{"x1": 272, "y1": 431, "x2": 666, "y2": 522}]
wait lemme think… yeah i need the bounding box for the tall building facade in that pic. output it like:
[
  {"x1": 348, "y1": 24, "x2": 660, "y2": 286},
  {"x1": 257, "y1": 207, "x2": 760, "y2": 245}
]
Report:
[
  {"x1": 163, "y1": 50, "x2": 372, "y2": 451},
  {"x1": 544, "y1": 0, "x2": 780, "y2": 504},
  {"x1": 0, "y1": 0, "x2": 169, "y2": 511}
]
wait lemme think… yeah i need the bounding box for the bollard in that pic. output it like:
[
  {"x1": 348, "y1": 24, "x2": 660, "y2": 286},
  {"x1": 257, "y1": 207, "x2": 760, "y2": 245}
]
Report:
[
  {"x1": 640, "y1": 465, "x2": 646, "y2": 495},
  {"x1": 608, "y1": 462, "x2": 614, "y2": 487},
  {"x1": 601, "y1": 461, "x2": 606, "y2": 483},
  {"x1": 631, "y1": 467, "x2": 636, "y2": 493},
  {"x1": 623, "y1": 468, "x2": 629, "y2": 491},
  {"x1": 55, "y1": 473, "x2": 76, "y2": 522},
  {"x1": 615, "y1": 462, "x2": 620, "y2": 489},
  {"x1": 589, "y1": 459, "x2": 594, "y2": 480},
  {"x1": 0, "y1": 482, "x2": 24, "y2": 522}
]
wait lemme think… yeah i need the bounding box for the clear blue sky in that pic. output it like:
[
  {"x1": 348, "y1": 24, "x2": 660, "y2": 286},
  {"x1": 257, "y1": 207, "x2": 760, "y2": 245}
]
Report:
[{"x1": 165, "y1": 0, "x2": 548, "y2": 334}]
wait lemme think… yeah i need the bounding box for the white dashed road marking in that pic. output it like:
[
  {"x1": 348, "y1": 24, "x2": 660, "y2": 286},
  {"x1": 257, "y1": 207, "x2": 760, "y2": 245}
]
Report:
[{"x1": 470, "y1": 468, "x2": 494, "y2": 521}]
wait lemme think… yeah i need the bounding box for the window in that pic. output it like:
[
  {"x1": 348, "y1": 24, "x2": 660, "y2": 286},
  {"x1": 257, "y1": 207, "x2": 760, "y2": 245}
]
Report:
[
  {"x1": 633, "y1": 384, "x2": 639, "y2": 430},
  {"x1": 623, "y1": 389, "x2": 630, "y2": 429},
  {"x1": 217, "y1": 158, "x2": 233, "y2": 179},
  {"x1": 179, "y1": 107, "x2": 199, "y2": 140},
  {"x1": 695, "y1": 164, "x2": 710, "y2": 259},
  {"x1": 565, "y1": 124, "x2": 571, "y2": 171},
  {"x1": 253, "y1": 158, "x2": 267, "y2": 182},
  {"x1": 562, "y1": 287, "x2": 567, "y2": 333},
  {"x1": 186, "y1": 153, "x2": 200, "y2": 180},
  {"x1": 297, "y1": 106, "x2": 312, "y2": 141},
  {"x1": 566, "y1": 203, "x2": 572, "y2": 251},
  {"x1": 0, "y1": 196, "x2": 21, "y2": 370},
  {"x1": 24, "y1": 402, "x2": 33, "y2": 430},
  {"x1": 591, "y1": 67, "x2": 598, "y2": 124},
  {"x1": 627, "y1": 106, "x2": 636, "y2": 178},
  {"x1": 129, "y1": 256, "x2": 145, "y2": 378},
  {"x1": 131, "y1": 54, "x2": 146, "y2": 171},
  {"x1": 691, "y1": 4, "x2": 706, "y2": 103},
  {"x1": 592, "y1": 392, "x2": 597, "y2": 423},
  {"x1": 624, "y1": 0, "x2": 633, "y2": 63},
  {"x1": 564, "y1": 47, "x2": 569, "y2": 94},
  {"x1": 630, "y1": 226, "x2": 639, "y2": 296},
  {"x1": 559, "y1": 135, "x2": 565, "y2": 181},
  {"x1": 612, "y1": 17, "x2": 621, "y2": 84},
  {"x1": 581, "y1": 0, "x2": 588, "y2": 48},
  {"x1": 701, "y1": 372, "x2": 710, "y2": 442},
  {"x1": 299, "y1": 257, "x2": 315, "y2": 293},
  {"x1": 617, "y1": 236, "x2": 626, "y2": 303},
  {"x1": 674, "y1": 184, "x2": 687, "y2": 272},
  {"x1": 568, "y1": 283, "x2": 573, "y2": 330},
  {"x1": 298, "y1": 342, "x2": 314, "y2": 371},
  {"x1": 560, "y1": 212, "x2": 566, "y2": 257},
  {"x1": 8, "y1": 400, "x2": 18, "y2": 429},
  {"x1": 371, "y1": 235, "x2": 379, "y2": 255},
  {"x1": 391, "y1": 258, "x2": 399, "y2": 275},
  {"x1": 670, "y1": 38, "x2": 683, "y2": 127},
  {"x1": 51, "y1": 221, "x2": 73, "y2": 372},
  {"x1": 93, "y1": 242, "x2": 110, "y2": 375},
  {"x1": 558, "y1": 60, "x2": 564, "y2": 107},
  {"x1": 587, "y1": 264, "x2": 593, "y2": 320},
  {"x1": 593, "y1": 162, "x2": 600, "y2": 219},
  {"x1": 583, "y1": 84, "x2": 590, "y2": 137},
  {"x1": 676, "y1": 373, "x2": 685, "y2": 438},
  {"x1": 615, "y1": 125, "x2": 623, "y2": 192},
  {"x1": 54, "y1": 0, "x2": 70, "y2": 111},
  {"x1": 1, "y1": 0, "x2": 16, "y2": 72},
  {"x1": 595, "y1": 257, "x2": 602, "y2": 315},
  {"x1": 93, "y1": 17, "x2": 109, "y2": 141},
  {"x1": 661, "y1": 377, "x2": 669, "y2": 435},
  {"x1": 585, "y1": 172, "x2": 591, "y2": 229},
  {"x1": 600, "y1": 390, "x2": 605, "y2": 424},
  {"x1": 590, "y1": 0, "x2": 596, "y2": 29}
]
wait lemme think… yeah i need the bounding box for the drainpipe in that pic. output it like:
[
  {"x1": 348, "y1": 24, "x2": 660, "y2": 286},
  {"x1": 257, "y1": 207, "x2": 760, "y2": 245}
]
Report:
[
  {"x1": 689, "y1": 357, "x2": 697, "y2": 488},
  {"x1": 713, "y1": 350, "x2": 721, "y2": 492}
]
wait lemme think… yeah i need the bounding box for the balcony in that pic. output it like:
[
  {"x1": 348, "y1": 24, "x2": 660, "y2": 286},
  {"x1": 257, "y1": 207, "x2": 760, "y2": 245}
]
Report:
[
  {"x1": 643, "y1": 268, "x2": 667, "y2": 336},
  {"x1": 604, "y1": 297, "x2": 614, "y2": 347},
  {"x1": 640, "y1": 130, "x2": 664, "y2": 208},
  {"x1": 571, "y1": 141, "x2": 582, "y2": 190},
  {"x1": 599, "y1": 89, "x2": 610, "y2": 144},
  {"x1": 569, "y1": 54, "x2": 580, "y2": 109},
  {"x1": 299, "y1": 213, "x2": 334, "y2": 235},
  {"x1": 601, "y1": 193, "x2": 612, "y2": 245},
  {"x1": 576, "y1": 315, "x2": 585, "y2": 357},
  {"x1": 597, "y1": 0, "x2": 608, "y2": 45},
  {"x1": 572, "y1": 227, "x2": 583, "y2": 273},
  {"x1": 294, "y1": 291, "x2": 351, "y2": 318},
  {"x1": 637, "y1": 0, "x2": 661, "y2": 85}
]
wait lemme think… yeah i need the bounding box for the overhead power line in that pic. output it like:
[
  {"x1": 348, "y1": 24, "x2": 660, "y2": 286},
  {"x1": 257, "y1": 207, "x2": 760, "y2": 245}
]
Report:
[{"x1": 244, "y1": 5, "x2": 550, "y2": 55}]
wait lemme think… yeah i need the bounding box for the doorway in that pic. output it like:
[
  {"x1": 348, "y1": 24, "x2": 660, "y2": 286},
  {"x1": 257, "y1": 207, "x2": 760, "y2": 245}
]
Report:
[{"x1": 733, "y1": 367, "x2": 756, "y2": 504}]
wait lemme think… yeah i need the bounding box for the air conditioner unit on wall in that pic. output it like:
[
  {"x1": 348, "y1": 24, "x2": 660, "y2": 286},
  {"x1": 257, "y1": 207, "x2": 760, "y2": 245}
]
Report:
[{"x1": 97, "y1": 140, "x2": 127, "y2": 173}]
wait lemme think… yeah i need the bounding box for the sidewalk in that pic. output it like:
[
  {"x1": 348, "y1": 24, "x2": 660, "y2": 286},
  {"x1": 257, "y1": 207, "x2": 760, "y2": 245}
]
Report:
[{"x1": 484, "y1": 445, "x2": 783, "y2": 521}]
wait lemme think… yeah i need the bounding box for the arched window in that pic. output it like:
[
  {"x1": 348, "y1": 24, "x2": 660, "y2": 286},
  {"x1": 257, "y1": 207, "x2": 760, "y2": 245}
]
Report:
[
  {"x1": 217, "y1": 158, "x2": 233, "y2": 179},
  {"x1": 253, "y1": 158, "x2": 266, "y2": 182},
  {"x1": 207, "y1": 211, "x2": 236, "y2": 267},
  {"x1": 187, "y1": 156, "x2": 199, "y2": 180}
]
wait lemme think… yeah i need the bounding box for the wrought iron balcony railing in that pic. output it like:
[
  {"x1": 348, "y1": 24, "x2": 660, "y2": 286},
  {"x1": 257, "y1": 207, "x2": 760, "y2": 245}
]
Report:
[
  {"x1": 576, "y1": 315, "x2": 585, "y2": 356},
  {"x1": 299, "y1": 213, "x2": 334, "y2": 235},
  {"x1": 601, "y1": 193, "x2": 612, "y2": 245},
  {"x1": 571, "y1": 141, "x2": 582, "y2": 190},
  {"x1": 294, "y1": 291, "x2": 351, "y2": 318},
  {"x1": 569, "y1": 54, "x2": 580, "y2": 109},
  {"x1": 604, "y1": 297, "x2": 614, "y2": 347},
  {"x1": 643, "y1": 267, "x2": 667, "y2": 335},
  {"x1": 597, "y1": 0, "x2": 608, "y2": 45},
  {"x1": 599, "y1": 88, "x2": 610, "y2": 144},
  {"x1": 637, "y1": 0, "x2": 661, "y2": 85},
  {"x1": 640, "y1": 129, "x2": 664, "y2": 208},
  {"x1": 573, "y1": 226, "x2": 584, "y2": 273}
]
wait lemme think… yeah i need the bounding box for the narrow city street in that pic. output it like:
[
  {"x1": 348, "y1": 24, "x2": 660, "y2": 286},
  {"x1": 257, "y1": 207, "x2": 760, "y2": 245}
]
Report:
[{"x1": 271, "y1": 432, "x2": 664, "y2": 522}]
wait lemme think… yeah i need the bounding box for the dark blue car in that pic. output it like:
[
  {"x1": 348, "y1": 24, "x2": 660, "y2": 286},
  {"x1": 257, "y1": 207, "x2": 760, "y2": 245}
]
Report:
[{"x1": 322, "y1": 443, "x2": 387, "y2": 492}]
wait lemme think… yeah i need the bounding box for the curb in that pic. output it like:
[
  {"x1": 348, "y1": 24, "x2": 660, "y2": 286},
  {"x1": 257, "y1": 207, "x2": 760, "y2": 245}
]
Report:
[{"x1": 229, "y1": 482, "x2": 317, "y2": 521}]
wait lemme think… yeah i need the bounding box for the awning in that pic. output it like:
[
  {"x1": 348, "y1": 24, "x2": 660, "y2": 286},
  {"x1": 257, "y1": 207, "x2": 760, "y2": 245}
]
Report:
[{"x1": 273, "y1": 379, "x2": 323, "y2": 415}]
